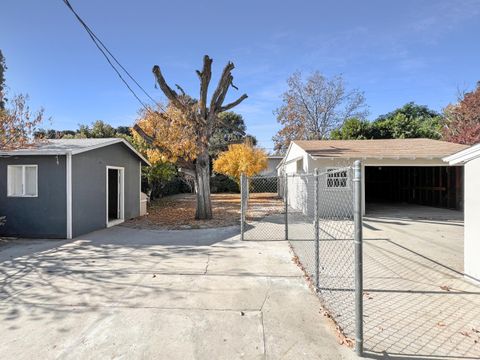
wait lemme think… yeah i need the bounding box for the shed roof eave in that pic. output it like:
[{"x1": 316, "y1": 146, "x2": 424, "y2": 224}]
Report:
[{"x1": 0, "y1": 138, "x2": 151, "y2": 166}]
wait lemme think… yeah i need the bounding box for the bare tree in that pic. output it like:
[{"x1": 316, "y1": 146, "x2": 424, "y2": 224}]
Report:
[
  {"x1": 134, "y1": 55, "x2": 247, "y2": 220},
  {"x1": 273, "y1": 71, "x2": 368, "y2": 153}
]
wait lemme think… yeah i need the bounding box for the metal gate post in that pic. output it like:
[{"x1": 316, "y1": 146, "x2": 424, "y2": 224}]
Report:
[
  {"x1": 353, "y1": 160, "x2": 364, "y2": 356},
  {"x1": 240, "y1": 173, "x2": 246, "y2": 241},
  {"x1": 284, "y1": 172, "x2": 288, "y2": 240},
  {"x1": 314, "y1": 169, "x2": 320, "y2": 289}
]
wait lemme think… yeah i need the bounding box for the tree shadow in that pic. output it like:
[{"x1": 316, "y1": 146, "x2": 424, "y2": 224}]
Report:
[{"x1": 0, "y1": 225, "x2": 243, "y2": 329}]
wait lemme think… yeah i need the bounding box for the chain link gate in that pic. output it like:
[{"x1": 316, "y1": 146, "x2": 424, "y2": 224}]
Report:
[{"x1": 240, "y1": 161, "x2": 364, "y2": 356}]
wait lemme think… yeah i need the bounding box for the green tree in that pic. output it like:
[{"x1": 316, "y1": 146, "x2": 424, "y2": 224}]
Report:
[
  {"x1": 371, "y1": 102, "x2": 441, "y2": 139},
  {"x1": 331, "y1": 102, "x2": 442, "y2": 140},
  {"x1": 330, "y1": 118, "x2": 372, "y2": 139},
  {"x1": 115, "y1": 126, "x2": 132, "y2": 136},
  {"x1": 90, "y1": 120, "x2": 116, "y2": 138},
  {"x1": 209, "y1": 112, "x2": 256, "y2": 157},
  {"x1": 76, "y1": 120, "x2": 116, "y2": 138},
  {"x1": 142, "y1": 161, "x2": 177, "y2": 199}
]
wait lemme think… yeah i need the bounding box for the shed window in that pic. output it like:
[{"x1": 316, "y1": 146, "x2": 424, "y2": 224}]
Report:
[
  {"x1": 326, "y1": 168, "x2": 348, "y2": 188},
  {"x1": 7, "y1": 165, "x2": 38, "y2": 197}
]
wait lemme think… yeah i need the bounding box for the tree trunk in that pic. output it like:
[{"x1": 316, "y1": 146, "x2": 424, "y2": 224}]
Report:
[{"x1": 195, "y1": 149, "x2": 212, "y2": 219}]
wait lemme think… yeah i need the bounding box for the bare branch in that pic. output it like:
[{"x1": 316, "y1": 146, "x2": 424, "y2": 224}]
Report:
[
  {"x1": 220, "y1": 94, "x2": 248, "y2": 112},
  {"x1": 209, "y1": 62, "x2": 235, "y2": 113},
  {"x1": 197, "y1": 55, "x2": 213, "y2": 119},
  {"x1": 178, "y1": 167, "x2": 196, "y2": 177},
  {"x1": 175, "y1": 84, "x2": 186, "y2": 96},
  {"x1": 152, "y1": 65, "x2": 186, "y2": 111},
  {"x1": 132, "y1": 123, "x2": 156, "y2": 145}
]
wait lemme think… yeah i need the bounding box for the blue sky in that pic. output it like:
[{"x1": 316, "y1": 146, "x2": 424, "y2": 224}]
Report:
[{"x1": 2, "y1": 0, "x2": 480, "y2": 151}]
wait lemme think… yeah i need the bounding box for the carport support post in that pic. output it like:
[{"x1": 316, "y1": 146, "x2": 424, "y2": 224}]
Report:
[
  {"x1": 240, "y1": 173, "x2": 246, "y2": 241},
  {"x1": 284, "y1": 172, "x2": 288, "y2": 240},
  {"x1": 353, "y1": 160, "x2": 364, "y2": 356},
  {"x1": 314, "y1": 168, "x2": 320, "y2": 289}
]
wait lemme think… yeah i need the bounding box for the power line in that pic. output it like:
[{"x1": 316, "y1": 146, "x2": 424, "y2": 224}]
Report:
[{"x1": 61, "y1": 0, "x2": 156, "y2": 110}]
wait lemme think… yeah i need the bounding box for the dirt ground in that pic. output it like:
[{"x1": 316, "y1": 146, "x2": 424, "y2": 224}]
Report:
[{"x1": 124, "y1": 193, "x2": 242, "y2": 230}]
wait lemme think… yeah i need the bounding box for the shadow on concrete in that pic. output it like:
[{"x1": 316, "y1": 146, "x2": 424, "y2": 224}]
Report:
[
  {"x1": 362, "y1": 236, "x2": 480, "y2": 359},
  {"x1": 0, "y1": 225, "x2": 242, "y2": 326}
]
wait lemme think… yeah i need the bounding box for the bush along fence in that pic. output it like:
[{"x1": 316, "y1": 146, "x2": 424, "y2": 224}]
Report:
[{"x1": 240, "y1": 161, "x2": 364, "y2": 356}]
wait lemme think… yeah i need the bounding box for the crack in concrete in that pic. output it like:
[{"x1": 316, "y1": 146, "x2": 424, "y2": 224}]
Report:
[
  {"x1": 259, "y1": 280, "x2": 271, "y2": 360},
  {"x1": 261, "y1": 311, "x2": 267, "y2": 360},
  {"x1": 203, "y1": 254, "x2": 211, "y2": 275}
]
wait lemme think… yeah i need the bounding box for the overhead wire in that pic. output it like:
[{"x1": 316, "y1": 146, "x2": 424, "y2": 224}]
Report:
[{"x1": 61, "y1": 0, "x2": 157, "y2": 110}]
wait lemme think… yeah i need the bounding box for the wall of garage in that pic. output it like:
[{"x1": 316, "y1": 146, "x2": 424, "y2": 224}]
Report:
[
  {"x1": 365, "y1": 166, "x2": 464, "y2": 210},
  {"x1": 464, "y1": 157, "x2": 480, "y2": 280}
]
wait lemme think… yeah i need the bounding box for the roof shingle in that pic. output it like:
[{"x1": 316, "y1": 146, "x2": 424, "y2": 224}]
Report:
[{"x1": 293, "y1": 139, "x2": 469, "y2": 159}]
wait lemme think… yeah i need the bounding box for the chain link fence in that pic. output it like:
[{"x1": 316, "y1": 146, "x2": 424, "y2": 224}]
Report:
[{"x1": 241, "y1": 162, "x2": 364, "y2": 355}]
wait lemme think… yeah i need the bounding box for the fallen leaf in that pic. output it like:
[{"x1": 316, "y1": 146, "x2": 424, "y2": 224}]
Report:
[{"x1": 437, "y1": 322, "x2": 446, "y2": 327}]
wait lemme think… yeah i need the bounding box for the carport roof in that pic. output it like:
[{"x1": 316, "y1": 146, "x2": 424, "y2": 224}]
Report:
[{"x1": 293, "y1": 138, "x2": 469, "y2": 159}]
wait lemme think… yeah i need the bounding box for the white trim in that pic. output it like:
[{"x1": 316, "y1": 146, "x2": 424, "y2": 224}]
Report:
[
  {"x1": 106, "y1": 166, "x2": 125, "y2": 227},
  {"x1": 71, "y1": 139, "x2": 150, "y2": 165},
  {"x1": 139, "y1": 161, "x2": 142, "y2": 214},
  {"x1": 66, "y1": 152, "x2": 73, "y2": 239},
  {"x1": 0, "y1": 138, "x2": 151, "y2": 166},
  {"x1": 444, "y1": 143, "x2": 480, "y2": 165},
  {"x1": 7, "y1": 164, "x2": 38, "y2": 197},
  {"x1": 283, "y1": 156, "x2": 304, "y2": 166}
]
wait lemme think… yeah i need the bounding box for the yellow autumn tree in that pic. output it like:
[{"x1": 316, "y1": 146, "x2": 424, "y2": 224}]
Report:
[{"x1": 213, "y1": 143, "x2": 268, "y2": 182}]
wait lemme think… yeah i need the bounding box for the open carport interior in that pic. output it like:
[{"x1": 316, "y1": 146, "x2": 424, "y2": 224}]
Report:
[
  {"x1": 365, "y1": 165, "x2": 464, "y2": 210},
  {"x1": 362, "y1": 163, "x2": 479, "y2": 357}
]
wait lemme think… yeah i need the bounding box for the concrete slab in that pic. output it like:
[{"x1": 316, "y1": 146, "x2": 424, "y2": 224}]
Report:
[
  {"x1": 0, "y1": 225, "x2": 356, "y2": 360},
  {"x1": 363, "y1": 204, "x2": 480, "y2": 359}
]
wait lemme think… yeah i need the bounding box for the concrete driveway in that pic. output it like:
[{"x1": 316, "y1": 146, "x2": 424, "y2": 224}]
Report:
[
  {"x1": 0, "y1": 226, "x2": 355, "y2": 360},
  {"x1": 363, "y1": 204, "x2": 480, "y2": 359}
]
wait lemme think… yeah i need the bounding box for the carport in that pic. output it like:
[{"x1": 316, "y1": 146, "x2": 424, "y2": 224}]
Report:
[{"x1": 364, "y1": 164, "x2": 464, "y2": 211}]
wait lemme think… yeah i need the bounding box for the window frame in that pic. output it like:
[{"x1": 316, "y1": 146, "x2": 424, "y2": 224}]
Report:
[
  {"x1": 325, "y1": 167, "x2": 349, "y2": 190},
  {"x1": 7, "y1": 164, "x2": 38, "y2": 198}
]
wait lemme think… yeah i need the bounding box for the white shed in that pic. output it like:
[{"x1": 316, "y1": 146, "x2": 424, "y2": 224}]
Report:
[{"x1": 444, "y1": 143, "x2": 480, "y2": 281}]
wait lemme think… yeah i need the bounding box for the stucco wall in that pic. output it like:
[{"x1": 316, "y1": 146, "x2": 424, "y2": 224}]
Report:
[
  {"x1": 0, "y1": 155, "x2": 67, "y2": 238},
  {"x1": 464, "y1": 157, "x2": 480, "y2": 280},
  {"x1": 71, "y1": 143, "x2": 141, "y2": 237},
  {"x1": 282, "y1": 143, "x2": 308, "y2": 175},
  {"x1": 284, "y1": 159, "x2": 353, "y2": 218}
]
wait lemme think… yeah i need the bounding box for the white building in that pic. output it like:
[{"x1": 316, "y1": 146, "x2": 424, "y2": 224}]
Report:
[
  {"x1": 277, "y1": 138, "x2": 480, "y2": 281},
  {"x1": 278, "y1": 138, "x2": 468, "y2": 215},
  {"x1": 444, "y1": 143, "x2": 480, "y2": 281},
  {"x1": 259, "y1": 156, "x2": 283, "y2": 176}
]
